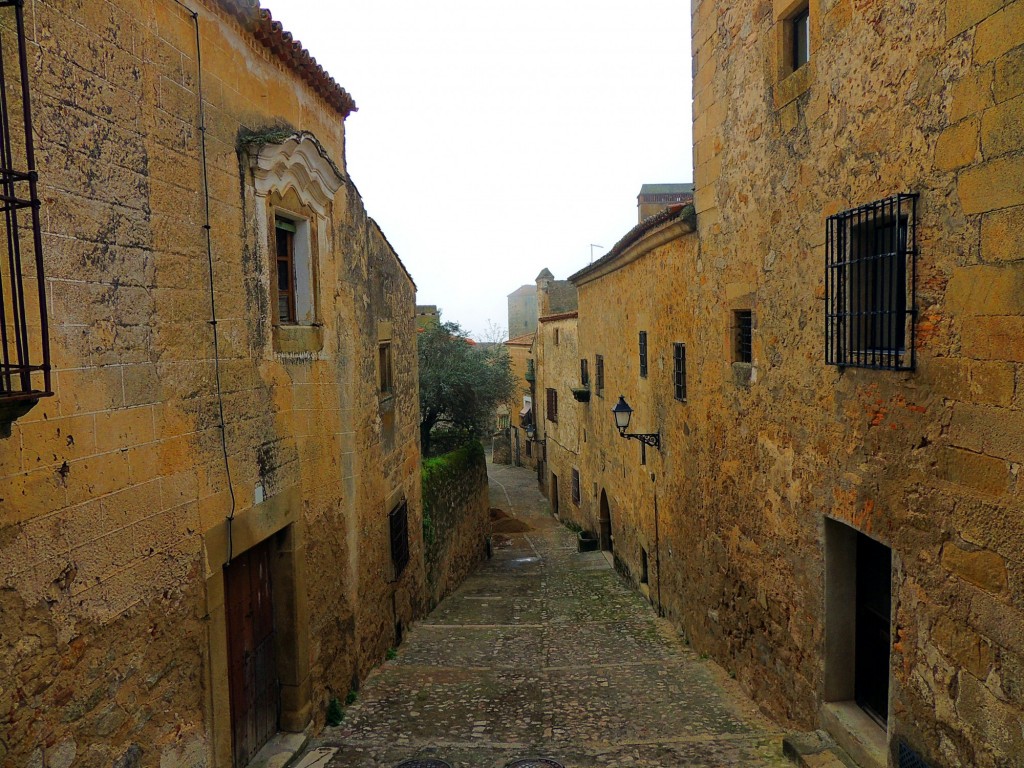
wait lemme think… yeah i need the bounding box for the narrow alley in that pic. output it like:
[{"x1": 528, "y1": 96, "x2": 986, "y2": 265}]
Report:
[{"x1": 308, "y1": 459, "x2": 790, "y2": 768}]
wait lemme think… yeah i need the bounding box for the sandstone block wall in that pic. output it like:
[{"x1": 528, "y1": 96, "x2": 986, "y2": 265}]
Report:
[
  {"x1": 561, "y1": 1, "x2": 1023, "y2": 766},
  {"x1": 421, "y1": 441, "x2": 490, "y2": 608},
  {"x1": 0, "y1": 2, "x2": 423, "y2": 765}
]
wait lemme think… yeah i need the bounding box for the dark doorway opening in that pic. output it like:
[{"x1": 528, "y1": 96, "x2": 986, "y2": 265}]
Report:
[
  {"x1": 550, "y1": 472, "x2": 559, "y2": 516},
  {"x1": 599, "y1": 490, "x2": 613, "y2": 552},
  {"x1": 225, "y1": 537, "x2": 280, "y2": 767},
  {"x1": 855, "y1": 534, "x2": 892, "y2": 726}
]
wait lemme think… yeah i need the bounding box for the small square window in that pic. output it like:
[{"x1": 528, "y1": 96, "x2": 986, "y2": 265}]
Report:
[
  {"x1": 546, "y1": 387, "x2": 558, "y2": 423},
  {"x1": 639, "y1": 331, "x2": 648, "y2": 378},
  {"x1": 791, "y1": 5, "x2": 810, "y2": 71},
  {"x1": 571, "y1": 468, "x2": 581, "y2": 505},
  {"x1": 673, "y1": 343, "x2": 687, "y2": 402},
  {"x1": 595, "y1": 355, "x2": 605, "y2": 396},
  {"x1": 733, "y1": 310, "x2": 753, "y2": 364}
]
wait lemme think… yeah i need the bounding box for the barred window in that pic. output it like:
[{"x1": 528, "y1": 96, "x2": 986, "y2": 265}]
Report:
[
  {"x1": 580, "y1": 358, "x2": 589, "y2": 388},
  {"x1": 571, "y1": 468, "x2": 581, "y2": 505},
  {"x1": 673, "y1": 343, "x2": 687, "y2": 402},
  {"x1": 389, "y1": 501, "x2": 409, "y2": 575},
  {"x1": 826, "y1": 194, "x2": 917, "y2": 371},
  {"x1": 733, "y1": 310, "x2": 753, "y2": 364},
  {"x1": 639, "y1": 331, "x2": 648, "y2": 378},
  {"x1": 546, "y1": 387, "x2": 558, "y2": 423},
  {"x1": 0, "y1": 1, "x2": 50, "y2": 410},
  {"x1": 595, "y1": 355, "x2": 604, "y2": 396}
]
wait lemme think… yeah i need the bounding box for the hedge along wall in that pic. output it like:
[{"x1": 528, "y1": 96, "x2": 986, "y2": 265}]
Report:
[{"x1": 421, "y1": 441, "x2": 490, "y2": 607}]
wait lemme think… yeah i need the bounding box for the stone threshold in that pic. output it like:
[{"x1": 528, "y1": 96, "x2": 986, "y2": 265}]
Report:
[
  {"x1": 783, "y1": 729, "x2": 859, "y2": 767},
  {"x1": 248, "y1": 725, "x2": 318, "y2": 768},
  {"x1": 820, "y1": 701, "x2": 887, "y2": 768}
]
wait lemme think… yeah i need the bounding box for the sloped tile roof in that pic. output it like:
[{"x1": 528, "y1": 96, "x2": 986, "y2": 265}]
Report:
[{"x1": 216, "y1": 0, "x2": 357, "y2": 118}]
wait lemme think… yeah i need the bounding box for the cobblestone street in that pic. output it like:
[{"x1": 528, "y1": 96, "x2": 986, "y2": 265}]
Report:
[{"x1": 314, "y1": 458, "x2": 789, "y2": 767}]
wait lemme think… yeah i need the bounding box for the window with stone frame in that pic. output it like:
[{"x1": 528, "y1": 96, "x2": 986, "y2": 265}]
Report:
[
  {"x1": 379, "y1": 341, "x2": 394, "y2": 395},
  {"x1": 546, "y1": 387, "x2": 558, "y2": 423},
  {"x1": 673, "y1": 343, "x2": 687, "y2": 402},
  {"x1": 251, "y1": 133, "x2": 344, "y2": 353},
  {"x1": 826, "y1": 194, "x2": 917, "y2": 371}
]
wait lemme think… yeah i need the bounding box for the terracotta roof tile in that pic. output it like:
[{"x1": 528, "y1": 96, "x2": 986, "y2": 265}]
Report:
[
  {"x1": 538, "y1": 311, "x2": 578, "y2": 323},
  {"x1": 215, "y1": 0, "x2": 357, "y2": 118}
]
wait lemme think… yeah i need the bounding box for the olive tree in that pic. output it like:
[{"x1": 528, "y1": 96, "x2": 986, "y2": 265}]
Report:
[{"x1": 418, "y1": 320, "x2": 516, "y2": 456}]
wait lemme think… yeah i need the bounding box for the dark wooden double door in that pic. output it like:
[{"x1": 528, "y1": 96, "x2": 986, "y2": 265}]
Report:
[{"x1": 226, "y1": 538, "x2": 279, "y2": 768}]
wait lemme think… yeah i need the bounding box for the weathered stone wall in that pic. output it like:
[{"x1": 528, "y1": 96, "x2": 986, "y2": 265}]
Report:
[
  {"x1": 0, "y1": 1, "x2": 423, "y2": 765},
  {"x1": 421, "y1": 441, "x2": 490, "y2": 607},
  {"x1": 566, "y1": 1, "x2": 1023, "y2": 766},
  {"x1": 504, "y1": 336, "x2": 535, "y2": 469},
  {"x1": 534, "y1": 314, "x2": 588, "y2": 527},
  {"x1": 686, "y1": 0, "x2": 1024, "y2": 764}
]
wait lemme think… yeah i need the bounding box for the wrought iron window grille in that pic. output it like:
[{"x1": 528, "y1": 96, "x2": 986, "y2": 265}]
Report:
[
  {"x1": 0, "y1": 0, "x2": 50, "y2": 420},
  {"x1": 733, "y1": 310, "x2": 753, "y2": 364},
  {"x1": 638, "y1": 331, "x2": 648, "y2": 378},
  {"x1": 595, "y1": 354, "x2": 604, "y2": 396},
  {"x1": 673, "y1": 343, "x2": 687, "y2": 402},
  {"x1": 826, "y1": 193, "x2": 918, "y2": 371}
]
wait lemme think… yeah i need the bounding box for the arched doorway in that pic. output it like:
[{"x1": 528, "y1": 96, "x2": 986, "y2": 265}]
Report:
[{"x1": 599, "y1": 490, "x2": 612, "y2": 552}]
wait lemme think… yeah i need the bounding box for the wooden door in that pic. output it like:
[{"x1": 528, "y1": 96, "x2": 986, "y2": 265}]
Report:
[
  {"x1": 855, "y1": 534, "x2": 891, "y2": 726},
  {"x1": 225, "y1": 538, "x2": 279, "y2": 767}
]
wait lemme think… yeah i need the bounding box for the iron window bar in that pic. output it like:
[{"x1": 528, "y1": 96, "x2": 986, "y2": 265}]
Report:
[
  {"x1": 734, "y1": 310, "x2": 753, "y2": 364},
  {"x1": 673, "y1": 343, "x2": 686, "y2": 401},
  {"x1": 0, "y1": 0, "x2": 50, "y2": 406},
  {"x1": 825, "y1": 193, "x2": 918, "y2": 371},
  {"x1": 638, "y1": 331, "x2": 648, "y2": 378}
]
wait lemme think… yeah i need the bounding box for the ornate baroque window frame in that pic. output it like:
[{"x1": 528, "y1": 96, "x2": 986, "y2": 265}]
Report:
[{"x1": 251, "y1": 131, "x2": 345, "y2": 354}]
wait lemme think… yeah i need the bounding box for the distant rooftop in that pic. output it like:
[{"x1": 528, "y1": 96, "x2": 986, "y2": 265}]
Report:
[{"x1": 638, "y1": 183, "x2": 694, "y2": 197}]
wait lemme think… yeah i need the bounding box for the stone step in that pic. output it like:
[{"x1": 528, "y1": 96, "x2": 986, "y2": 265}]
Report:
[{"x1": 783, "y1": 730, "x2": 861, "y2": 768}]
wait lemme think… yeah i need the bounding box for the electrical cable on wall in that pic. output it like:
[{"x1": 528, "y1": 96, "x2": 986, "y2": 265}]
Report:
[{"x1": 179, "y1": 1, "x2": 238, "y2": 564}]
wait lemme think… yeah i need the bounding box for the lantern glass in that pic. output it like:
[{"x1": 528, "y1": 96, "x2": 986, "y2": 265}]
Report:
[{"x1": 612, "y1": 396, "x2": 633, "y2": 432}]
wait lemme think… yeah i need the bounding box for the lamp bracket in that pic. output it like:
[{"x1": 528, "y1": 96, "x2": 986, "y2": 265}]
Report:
[{"x1": 623, "y1": 432, "x2": 660, "y2": 449}]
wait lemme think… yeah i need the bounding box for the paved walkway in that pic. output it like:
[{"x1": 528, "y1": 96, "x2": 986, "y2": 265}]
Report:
[{"x1": 314, "y1": 459, "x2": 789, "y2": 768}]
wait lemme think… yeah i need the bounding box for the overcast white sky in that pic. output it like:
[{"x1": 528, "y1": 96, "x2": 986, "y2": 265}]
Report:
[{"x1": 263, "y1": 1, "x2": 693, "y2": 339}]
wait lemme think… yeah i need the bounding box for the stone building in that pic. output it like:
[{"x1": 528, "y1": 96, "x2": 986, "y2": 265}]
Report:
[
  {"x1": 500, "y1": 331, "x2": 536, "y2": 468},
  {"x1": 556, "y1": 1, "x2": 1024, "y2": 767},
  {"x1": 636, "y1": 182, "x2": 694, "y2": 222},
  {"x1": 0, "y1": 2, "x2": 424, "y2": 766},
  {"x1": 507, "y1": 284, "x2": 538, "y2": 338}
]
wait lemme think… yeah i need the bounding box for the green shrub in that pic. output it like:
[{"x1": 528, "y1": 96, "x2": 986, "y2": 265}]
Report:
[{"x1": 325, "y1": 697, "x2": 343, "y2": 726}]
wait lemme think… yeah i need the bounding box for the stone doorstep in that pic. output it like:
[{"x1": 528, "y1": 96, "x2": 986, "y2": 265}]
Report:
[
  {"x1": 248, "y1": 726, "x2": 317, "y2": 768},
  {"x1": 783, "y1": 729, "x2": 859, "y2": 768},
  {"x1": 820, "y1": 701, "x2": 888, "y2": 768}
]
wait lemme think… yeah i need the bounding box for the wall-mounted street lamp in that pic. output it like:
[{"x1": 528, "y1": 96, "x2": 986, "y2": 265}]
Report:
[
  {"x1": 611, "y1": 396, "x2": 660, "y2": 449},
  {"x1": 524, "y1": 422, "x2": 546, "y2": 446}
]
